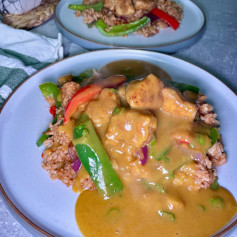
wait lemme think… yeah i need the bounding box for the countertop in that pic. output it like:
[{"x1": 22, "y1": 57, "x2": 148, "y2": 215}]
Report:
[{"x1": 0, "y1": 0, "x2": 237, "y2": 236}]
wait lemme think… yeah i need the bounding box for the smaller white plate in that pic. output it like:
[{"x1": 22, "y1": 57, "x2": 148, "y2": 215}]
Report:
[{"x1": 55, "y1": 0, "x2": 205, "y2": 52}]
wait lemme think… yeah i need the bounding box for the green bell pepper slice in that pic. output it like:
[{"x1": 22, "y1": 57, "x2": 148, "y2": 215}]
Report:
[
  {"x1": 39, "y1": 82, "x2": 61, "y2": 108},
  {"x1": 95, "y1": 16, "x2": 150, "y2": 37},
  {"x1": 68, "y1": 2, "x2": 104, "y2": 12},
  {"x1": 163, "y1": 80, "x2": 199, "y2": 94},
  {"x1": 73, "y1": 114, "x2": 123, "y2": 199}
]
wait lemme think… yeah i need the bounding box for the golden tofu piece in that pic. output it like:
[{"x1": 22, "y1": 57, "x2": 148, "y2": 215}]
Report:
[
  {"x1": 161, "y1": 88, "x2": 197, "y2": 121},
  {"x1": 126, "y1": 74, "x2": 164, "y2": 111},
  {"x1": 105, "y1": 109, "x2": 157, "y2": 148},
  {"x1": 133, "y1": 0, "x2": 156, "y2": 11},
  {"x1": 114, "y1": 0, "x2": 135, "y2": 16}
]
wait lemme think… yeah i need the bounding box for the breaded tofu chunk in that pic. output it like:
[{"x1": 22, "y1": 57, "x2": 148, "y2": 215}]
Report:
[
  {"x1": 161, "y1": 88, "x2": 197, "y2": 121},
  {"x1": 114, "y1": 0, "x2": 135, "y2": 16},
  {"x1": 133, "y1": 0, "x2": 156, "y2": 11},
  {"x1": 61, "y1": 81, "x2": 80, "y2": 108},
  {"x1": 126, "y1": 74, "x2": 164, "y2": 111},
  {"x1": 105, "y1": 109, "x2": 157, "y2": 148}
]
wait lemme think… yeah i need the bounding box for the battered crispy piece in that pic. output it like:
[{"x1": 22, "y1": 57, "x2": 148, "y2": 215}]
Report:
[
  {"x1": 61, "y1": 81, "x2": 80, "y2": 108},
  {"x1": 104, "y1": 0, "x2": 115, "y2": 10},
  {"x1": 126, "y1": 74, "x2": 164, "y2": 111},
  {"x1": 161, "y1": 88, "x2": 197, "y2": 121},
  {"x1": 114, "y1": 0, "x2": 135, "y2": 16},
  {"x1": 132, "y1": 0, "x2": 156, "y2": 11}
]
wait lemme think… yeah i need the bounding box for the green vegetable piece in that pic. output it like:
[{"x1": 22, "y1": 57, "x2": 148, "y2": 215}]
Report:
[
  {"x1": 36, "y1": 114, "x2": 57, "y2": 147},
  {"x1": 68, "y1": 2, "x2": 104, "y2": 12},
  {"x1": 157, "y1": 146, "x2": 171, "y2": 161},
  {"x1": 199, "y1": 205, "x2": 206, "y2": 211},
  {"x1": 110, "y1": 88, "x2": 117, "y2": 93},
  {"x1": 210, "y1": 177, "x2": 220, "y2": 191},
  {"x1": 112, "y1": 107, "x2": 119, "y2": 115},
  {"x1": 150, "y1": 136, "x2": 156, "y2": 147},
  {"x1": 158, "y1": 210, "x2": 175, "y2": 221},
  {"x1": 209, "y1": 127, "x2": 219, "y2": 145},
  {"x1": 36, "y1": 132, "x2": 50, "y2": 147},
  {"x1": 141, "y1": 179, "x2": 165, "y2": 193},
  {"x1": 95, "y1": 17, "x2": 150, "y2": 37},
  {"x1": 163, "y1": 80, "x2": 199, "y2": 94},
  {"x1": 198, "y1": 133, "x2": 205, "y2": 145},
  {"x1": 39, "y1": 82, "x2": 60, "y2": 108},
  {"x1": 74, "y1": 69, "x2": 94, "y2": 84},
  {"x1": 164, "y1": 157, "x2": 170, "y2": 162},
  {"x1": 106, "y1": 207, "x2": 120, "y2": 217},
  {"x1": 209, "y1": 197, "x2": 224, "y2": 208},
  {"x1": 73, "y1": 114, "x2": 123, "y2": 198}
]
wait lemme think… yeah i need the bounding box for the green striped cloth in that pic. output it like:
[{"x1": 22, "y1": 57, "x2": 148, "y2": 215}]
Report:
[{"x1": 0, "y1": 22, "x2": 63, "y2": 107}]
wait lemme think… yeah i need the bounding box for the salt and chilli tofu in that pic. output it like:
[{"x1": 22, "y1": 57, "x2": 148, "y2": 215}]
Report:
[
  {"x1": 68, "y1": 0, "x2": 183, "y2": 37},
  {"x1": 37, "y1": 67, "x2": 236, "y2": 236}
]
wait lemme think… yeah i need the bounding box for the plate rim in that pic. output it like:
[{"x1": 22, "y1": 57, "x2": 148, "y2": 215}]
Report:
[
  {"x1": 54, "y1": 0, "x2": 206, "y2": 49},
  {"x1": 0, "y1": 49, "x2": 236, "y2": 237}
]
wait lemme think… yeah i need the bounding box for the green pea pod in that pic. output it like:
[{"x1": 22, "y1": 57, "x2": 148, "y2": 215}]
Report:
[
  {"x1": 73, "y1": 114, "x2": 123, "y2": 199},
  {"x1": 163, "y1": 80, "x2": 199, "y2": 94},
  {"x1": 68, "y1": 2, "x2": 104, "y2": 12},
  {"x1": 95, "y1": 17, "x2": 150, "y2": 37},
  {"x1": 39, "y1": 82, "x2": 61, "y2": 108}
]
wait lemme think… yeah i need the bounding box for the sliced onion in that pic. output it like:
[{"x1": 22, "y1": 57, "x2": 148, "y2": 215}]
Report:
[
  {"x1": 175, "y1": 144, "x2": 204, "y2": 162},
  {"x1": 141, "y1": 146, "x2": 148, "y2": 166},
  {"x1": 68, "y1": 142, "x2": 79, "y2": 162},
  {"x1": 144, "y1": 13, "x2": 160, "y2": 24},
  {"x1": 71, "y1": 159, "x2": 81, "y2": 173}
]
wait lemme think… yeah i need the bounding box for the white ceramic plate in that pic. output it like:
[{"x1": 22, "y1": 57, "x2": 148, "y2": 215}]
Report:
[
  {"x1": 55, "y1": 0, "x2": 205, "y2": 52},
  {"x1": 0, "y1": 50, "x2": 236, "y2": 237}
]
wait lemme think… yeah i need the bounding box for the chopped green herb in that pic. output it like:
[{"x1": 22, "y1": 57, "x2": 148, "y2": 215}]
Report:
[
  {"x1": 110, "y1": 88, "x2": 117, "y2": 93},
  {"x1": 209, "y1": 197, "x2": 224, "y2": 208},
  {"x1": 199, "y1": 205, "x2": 206, "y2": 211},
  {"x1": 141, "y1": 179, "x2": 165, "y2": 193},
  {"x1": 164, "y1": 157, "x2": 170, "y2": 162},
  {"x1": 112, "y1": 107, "x2": 119, "y2": 115},
  {"x1": 157, "y1": 146, "x2": 171, "y2": 161},
  {"x1": 198, "y1": 134, "x2": 205, "y2": 145},
  {"x1": 150, "y1": 136, "x2": 156, "y2": 147},
  {"x1": 158, "y1": 210, "x2": 175, "y2": 221},
  {"x1": 210, "y1": 177, "x2": 219, "y2": 191}
]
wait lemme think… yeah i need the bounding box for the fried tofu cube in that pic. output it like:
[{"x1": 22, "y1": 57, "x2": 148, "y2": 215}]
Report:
[
  {"x1": 161, "y1": 88, "x2": 197, "y2": 121},
  {"x1": 105, "y1": 109, "x2": 157, "y2": 148},
  {"x1": 126, "y1": 74, "x2": 164, "y2": 111},
  {"x1": 133, "y1": 0, "x2": 156, "y2": 11},
  {"x1": 114, "y1": 0, "x2": 135, "y2": 16}
]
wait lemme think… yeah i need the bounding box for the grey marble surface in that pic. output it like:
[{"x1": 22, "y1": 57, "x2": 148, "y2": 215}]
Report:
[{"x1": 0, "y1": 0, "x2": 237, "y2": 236}]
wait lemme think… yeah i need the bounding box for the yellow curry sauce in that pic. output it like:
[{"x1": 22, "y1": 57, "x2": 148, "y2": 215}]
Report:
[{"x1": 65, "y1": 73, "x2": 237, "y2": 237}]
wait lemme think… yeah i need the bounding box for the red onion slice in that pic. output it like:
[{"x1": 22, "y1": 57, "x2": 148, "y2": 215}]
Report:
[
  {"x1": 71, "y1": 159, "x2": 81, "y2": 173},
  {"x1": 141, "y1": 146, "x2": 148, "y2": 166},
  {"x1": 68, "y1": 142, "x2": 79, "y2": 162}
]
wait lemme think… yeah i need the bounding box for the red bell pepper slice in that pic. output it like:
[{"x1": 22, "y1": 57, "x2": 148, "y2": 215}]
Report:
[
  {"x1": 151, "y1": 8, "x2": 180, "y2": 30},
  {"x1": 64, "y1": 75, "x2": 126, "y2": 123},
  {"x1": 49, "y1": 105, "x2": 56, "y2": 117}
]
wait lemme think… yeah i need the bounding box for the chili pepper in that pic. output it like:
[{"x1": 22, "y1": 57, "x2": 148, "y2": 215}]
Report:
[
  {"x1": 163, "y1": 80, "x2": 199, "y2": 94},
  {"x1": 39, "y1": 82, "x2": 61, "y2": 108},
  {"x1": 49, "y1": 105, "x2": 56, "y2": 117},
  {"x1": 73, "y1": 114, "x2": 123, "y2": 199},
  {"x1": 68, "y1": 2, "x2": 104, "y2": 12},
  {"x1": 95, "y1": 16, "x2": 150, "y2": 37},
  {"x1": 64, "y1": 76, "x2": 126, "y2": 123},
  {"x1": 151, "y1": 8, "x2": 180, "y2": 30}
]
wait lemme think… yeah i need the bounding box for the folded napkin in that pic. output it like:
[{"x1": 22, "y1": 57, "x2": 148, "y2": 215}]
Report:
[{"x1": 0, "y1": 22, "x2": 63, "y2": 107}]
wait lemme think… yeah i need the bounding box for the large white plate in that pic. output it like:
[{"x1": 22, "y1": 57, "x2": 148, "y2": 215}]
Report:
[
  {"x1": 55, "y1": 0, "x2": 205, "y2": 52},
  {"x1": 0, "y1": 50, "x2": 236, "y2": 237}
]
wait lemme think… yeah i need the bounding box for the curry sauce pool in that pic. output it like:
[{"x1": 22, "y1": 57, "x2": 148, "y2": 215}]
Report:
[
  {"x1": 38, "y1": 69, "x2": 236, "y2": 236},
  {"x1": 75, "y1": 187, "x2": 236, "y2": 237}
]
